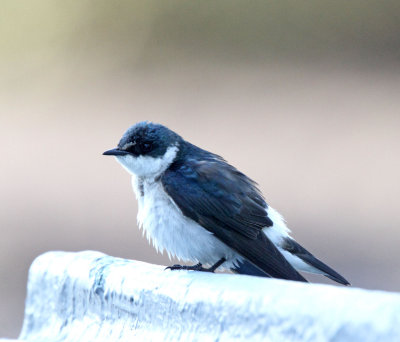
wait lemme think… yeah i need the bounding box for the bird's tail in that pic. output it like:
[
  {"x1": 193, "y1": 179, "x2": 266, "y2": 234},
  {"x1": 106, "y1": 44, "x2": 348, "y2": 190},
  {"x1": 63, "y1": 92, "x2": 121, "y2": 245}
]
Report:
[
  {"x1": 281, "y1": 238, "x2": 350, "y2": 286},
  {"x1": 232, "y1": 243, "x2": 350, "y2": 286}
]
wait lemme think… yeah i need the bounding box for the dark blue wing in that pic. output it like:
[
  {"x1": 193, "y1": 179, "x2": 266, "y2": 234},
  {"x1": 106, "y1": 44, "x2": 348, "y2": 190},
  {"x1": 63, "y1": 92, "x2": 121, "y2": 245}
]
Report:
[{"x1": 162, "y1": 158, "x2": 307, "y2": 282}]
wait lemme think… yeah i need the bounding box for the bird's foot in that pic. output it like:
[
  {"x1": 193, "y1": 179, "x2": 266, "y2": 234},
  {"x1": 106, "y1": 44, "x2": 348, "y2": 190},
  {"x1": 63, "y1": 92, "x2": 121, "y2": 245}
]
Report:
[
  {"x1": 165, "y1": 263, "x2": 210, "y2": 272},
  {"x1": 165, "y1": 258, "x2": 226, "y2": 273}
]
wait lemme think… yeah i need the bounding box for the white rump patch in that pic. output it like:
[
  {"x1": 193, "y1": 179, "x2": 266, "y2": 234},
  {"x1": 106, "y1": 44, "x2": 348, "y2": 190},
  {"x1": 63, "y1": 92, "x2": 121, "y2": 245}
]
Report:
[
  {"x1": 262, "y1": 207, "x2": 291, "y2": 246},
  {"x1": 263, "y1": 207, "x2": 323, "y2": 275}
]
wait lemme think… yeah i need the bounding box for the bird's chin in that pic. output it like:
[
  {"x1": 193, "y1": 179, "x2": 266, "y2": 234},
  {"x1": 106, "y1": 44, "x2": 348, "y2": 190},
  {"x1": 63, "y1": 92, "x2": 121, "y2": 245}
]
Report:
[
  {"x1": 113, "y1": 154, "x2": 166, "y2": 178},
  {"x1": 114, "y1": 155, "x2": 139, "y2": 177}
]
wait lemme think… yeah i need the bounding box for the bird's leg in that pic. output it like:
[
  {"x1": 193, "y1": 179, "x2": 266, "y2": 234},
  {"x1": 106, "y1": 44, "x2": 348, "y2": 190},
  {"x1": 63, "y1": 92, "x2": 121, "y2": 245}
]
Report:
[
  {"x1": 206, "y1": 257, "x2": 226, "y2": 272},
  {"x1": 165, "y1": 258, "x2": 226, "y2": 273}
]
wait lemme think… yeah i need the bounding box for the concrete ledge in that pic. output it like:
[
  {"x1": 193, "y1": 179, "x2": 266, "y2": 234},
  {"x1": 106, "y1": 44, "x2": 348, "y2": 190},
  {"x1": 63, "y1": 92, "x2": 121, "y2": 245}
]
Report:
[{"x1": 9, "y1": 251, "x2": 400, "y2": 341}]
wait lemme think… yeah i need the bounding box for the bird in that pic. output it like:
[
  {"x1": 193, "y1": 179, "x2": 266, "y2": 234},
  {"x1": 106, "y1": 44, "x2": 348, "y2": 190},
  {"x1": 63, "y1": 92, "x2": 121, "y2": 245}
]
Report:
[{"x1": 103, "y1": 121, "x2": 349, "y2": 285}]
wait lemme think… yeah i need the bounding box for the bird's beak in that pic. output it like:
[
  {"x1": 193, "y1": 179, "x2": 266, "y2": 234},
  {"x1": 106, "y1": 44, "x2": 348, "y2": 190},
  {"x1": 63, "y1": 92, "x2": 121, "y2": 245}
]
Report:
[{"x1": 103, "y1": 148, "x2": 129, "y2": 156}]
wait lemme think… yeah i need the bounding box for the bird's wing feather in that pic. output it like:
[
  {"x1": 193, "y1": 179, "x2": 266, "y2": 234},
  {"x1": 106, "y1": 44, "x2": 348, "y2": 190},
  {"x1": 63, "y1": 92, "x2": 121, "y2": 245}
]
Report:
[{"x1": 162, "y1": 159, "x2": 307, "y2": 282}]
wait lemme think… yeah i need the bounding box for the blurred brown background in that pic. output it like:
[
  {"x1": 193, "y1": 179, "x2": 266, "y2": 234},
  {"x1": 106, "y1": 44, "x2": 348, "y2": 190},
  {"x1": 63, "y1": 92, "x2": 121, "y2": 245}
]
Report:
[{"x1": 1, "y1": 0, "x2": 400, "y2": 337}]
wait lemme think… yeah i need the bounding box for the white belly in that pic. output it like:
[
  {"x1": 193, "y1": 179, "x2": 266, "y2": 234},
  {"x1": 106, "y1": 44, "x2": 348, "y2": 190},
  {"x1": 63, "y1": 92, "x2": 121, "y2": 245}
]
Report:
[{"x1": 131, "y1": 176, "x2": 242, "y2": 269}]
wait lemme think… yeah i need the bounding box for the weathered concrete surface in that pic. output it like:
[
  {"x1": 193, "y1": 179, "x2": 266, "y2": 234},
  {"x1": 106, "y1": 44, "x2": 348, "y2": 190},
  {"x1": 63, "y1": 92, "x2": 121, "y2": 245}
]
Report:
[{"x1": 6, "y1": 251, "x2": 400, "y2": 341}]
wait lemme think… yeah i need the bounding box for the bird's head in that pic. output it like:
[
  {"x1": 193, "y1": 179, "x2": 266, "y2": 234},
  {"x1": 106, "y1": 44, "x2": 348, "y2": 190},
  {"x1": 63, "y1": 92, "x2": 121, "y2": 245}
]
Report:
[{"x1": 103, "y1": 121, "x2": 181, "y2": 178}]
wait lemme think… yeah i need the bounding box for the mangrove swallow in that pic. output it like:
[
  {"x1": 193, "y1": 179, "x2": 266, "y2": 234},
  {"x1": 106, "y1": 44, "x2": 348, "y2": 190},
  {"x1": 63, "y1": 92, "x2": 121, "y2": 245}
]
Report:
[{"x1": 103, "y1": 121, "x2": 349, "y2": 285}]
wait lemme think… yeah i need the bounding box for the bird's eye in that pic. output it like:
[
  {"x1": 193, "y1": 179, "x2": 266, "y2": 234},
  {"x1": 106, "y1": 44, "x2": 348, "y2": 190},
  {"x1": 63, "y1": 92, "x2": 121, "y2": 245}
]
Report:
[{"x1": 141, "y1": 142, "x2": 152, "y2": 153}]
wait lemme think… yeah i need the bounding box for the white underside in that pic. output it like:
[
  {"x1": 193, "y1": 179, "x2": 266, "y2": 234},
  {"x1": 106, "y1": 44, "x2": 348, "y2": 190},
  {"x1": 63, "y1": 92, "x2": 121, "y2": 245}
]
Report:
[
  {"x1": 114, "y1": 149, "x2": 322, "y2": 274},
  {"x1": 132, "y1": 176, "x2": 243, "y2": 269}
]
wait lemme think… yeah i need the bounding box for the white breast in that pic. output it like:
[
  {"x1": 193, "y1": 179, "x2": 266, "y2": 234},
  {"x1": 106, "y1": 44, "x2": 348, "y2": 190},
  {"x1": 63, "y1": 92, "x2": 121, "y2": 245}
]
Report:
[{"x1": 131, "y1": 176, "x2": 242, "y2": 269}]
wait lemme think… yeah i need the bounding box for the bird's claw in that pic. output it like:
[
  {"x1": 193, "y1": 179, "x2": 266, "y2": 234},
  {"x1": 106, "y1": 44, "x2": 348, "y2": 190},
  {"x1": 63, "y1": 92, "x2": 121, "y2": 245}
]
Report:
[{"x1": 165, "y1": 264, "x2": 187, "y2": 271}]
